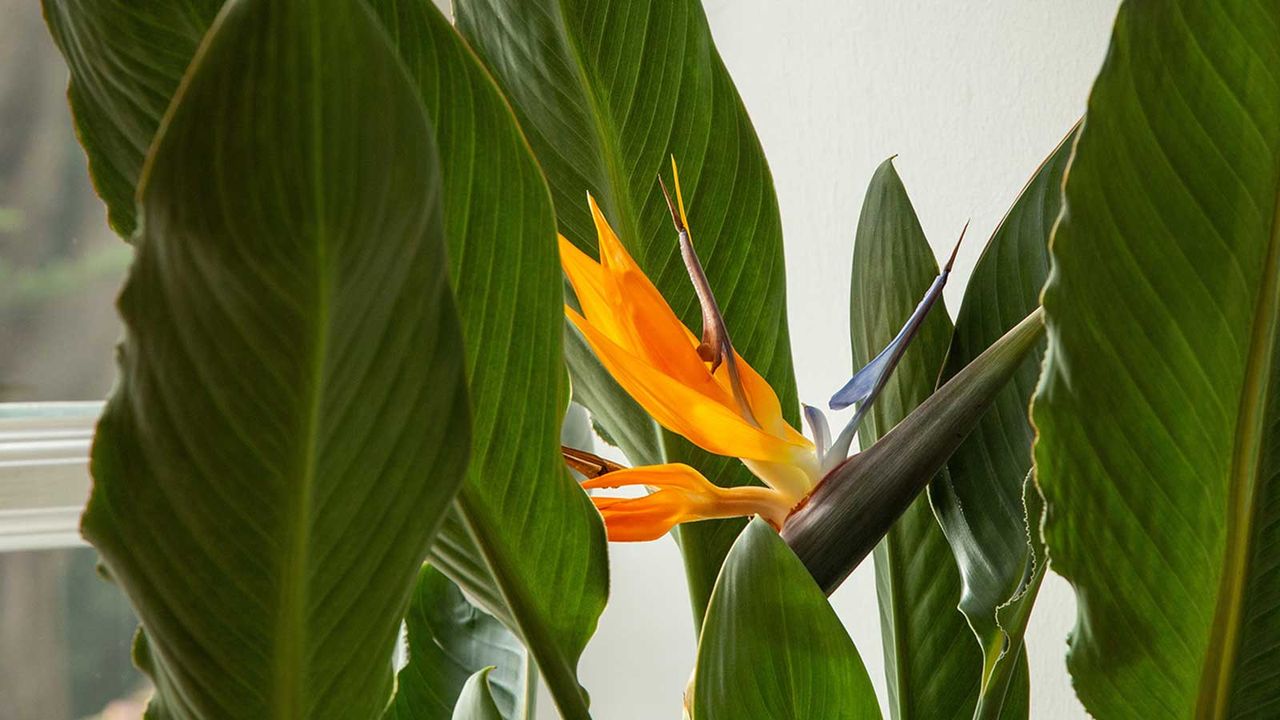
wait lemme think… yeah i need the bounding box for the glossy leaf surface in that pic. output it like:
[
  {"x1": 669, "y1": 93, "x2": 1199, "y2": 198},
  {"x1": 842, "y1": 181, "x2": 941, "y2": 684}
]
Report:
[
  {"x1": 847, "y1": 159, "x2": 979, "y2": 720},
  {"x1": 455, "y1": 0, "x2": 798, "y2": 622},
  {"x1": 693, "y1": 519, "x2": 881, "y2": 720},
  {"x1": 84, "y1": 0, "x2": 470, "y2": 716},
  {"x1": 1031, "y1": 0, "x2": 1280, "y2": 716}
]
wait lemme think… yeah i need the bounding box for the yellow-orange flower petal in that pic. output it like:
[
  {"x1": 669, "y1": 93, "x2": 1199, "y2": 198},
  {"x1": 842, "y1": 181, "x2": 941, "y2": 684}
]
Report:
[
  {"x1": 573, "y1": 197, "x2": 715, "y2": 390},
  {"x1": 559, "y1": 235, "x2": 631, "y2": 347},
  {"x1": 730, "y1": 350, "x2": 810, "y2": 446},
  {"x1": 562, "y1": 211, "x2": 811, "y2": 453},
  {"x1": 582, "y1": 463, "x2": 792, "y2": 542},
  {"x1": 568, "y1": 307, "x2": 811, "y2": 476},
  {"x1": 560, "y1": 177, "x2": 820, "y2": 500}
]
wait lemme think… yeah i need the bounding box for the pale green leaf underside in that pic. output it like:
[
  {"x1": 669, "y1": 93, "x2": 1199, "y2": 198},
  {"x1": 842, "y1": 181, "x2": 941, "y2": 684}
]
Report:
[
  {"x1": 451, "y1": 670, "x2": 505, "y2": 720},
  {"x1": 84, "y1": 0, "x2": 470, "y2": 717},
  {"x1": 975, "y1": 473, "x2": 1043, "y2": 720},
  {"x1": 693, "y1": 519, "x2": 882, "y2": 720},
  {"x1": 455, "y1": 0, "x2": 798, "y2": 623},
  {"x1": 933, "y1": 130, "x2": 1070, "y2": 640},
  {"x1": 848, "y1": 158, "x2": 983, "y2": 720},
  {"x1": 1032, "y1": 0, "x2": 1280, "y2": 716},
  {"x1": 388, "y1": 566, "x2": 529, "y2": 720}
]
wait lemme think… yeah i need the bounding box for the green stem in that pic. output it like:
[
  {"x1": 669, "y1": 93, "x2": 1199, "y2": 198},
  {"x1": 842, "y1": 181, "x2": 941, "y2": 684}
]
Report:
[{"x1": 973, "y1": 562, "x2": 1046, "y2": 720}]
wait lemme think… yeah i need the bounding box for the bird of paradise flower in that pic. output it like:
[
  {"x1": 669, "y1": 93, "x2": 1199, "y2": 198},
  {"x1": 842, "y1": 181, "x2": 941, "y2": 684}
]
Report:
[{"x1": 561, "y1": 159, "x2": 959, "y2": 542}]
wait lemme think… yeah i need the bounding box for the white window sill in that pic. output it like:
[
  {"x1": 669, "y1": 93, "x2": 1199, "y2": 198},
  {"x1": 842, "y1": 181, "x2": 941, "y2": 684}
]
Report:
[{"x1": 0, "y1": 402, "x2": 101, "y2": 552}]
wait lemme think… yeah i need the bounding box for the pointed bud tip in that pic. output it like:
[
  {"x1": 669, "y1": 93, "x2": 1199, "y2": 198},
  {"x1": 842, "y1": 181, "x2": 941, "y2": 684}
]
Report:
[{"x1": 945, "y1": 220, "x2": 970, "y2": 273}]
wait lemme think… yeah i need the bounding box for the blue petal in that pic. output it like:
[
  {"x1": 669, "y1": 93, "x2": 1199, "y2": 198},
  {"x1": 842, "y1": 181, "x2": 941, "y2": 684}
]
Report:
[
  {"x1": 823, "y1": 247, "x2": 957, "y2": 473},
  {"x1": 821, "y1": 225, "x2": 965, "y2": 472},
  {"x1": 830, "y1": 271, "x2": 948, "y2": 411}
]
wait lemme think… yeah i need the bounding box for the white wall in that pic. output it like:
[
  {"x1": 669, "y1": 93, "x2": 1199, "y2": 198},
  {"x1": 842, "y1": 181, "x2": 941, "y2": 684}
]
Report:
[{"x1": 546, "y1": 2, "x2": 1122, "y2": 717}]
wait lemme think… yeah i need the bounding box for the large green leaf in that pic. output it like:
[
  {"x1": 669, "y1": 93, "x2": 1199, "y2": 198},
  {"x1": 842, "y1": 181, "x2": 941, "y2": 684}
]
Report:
[
  {"x1": 847, "y1": 158, "x2": 979, "y2": 720},
  {"x1": 454, "y1": 0, "x2": 798, "y2": 623},
  {"x1": 45, "y1": 0, "x2": 608, "y2": 712},
  {"x1": 370, "y1": 5, "x2": 608, "y2": 717},
  {"x1": 929, "y1": 128, "x2": 1076, "y2": 719},
  {"x1": 1031, "y1": 0, "x2": 1280, "y2": 716},
  {"x1": 388, "y1": 565, "x2": 530, "y2": 720},
  {"x1": 83, "y1": 0, "x2": 470, "y2": 717},
  {"x1": 692, "y1": 518, "x2": 882, "y2": 720}
]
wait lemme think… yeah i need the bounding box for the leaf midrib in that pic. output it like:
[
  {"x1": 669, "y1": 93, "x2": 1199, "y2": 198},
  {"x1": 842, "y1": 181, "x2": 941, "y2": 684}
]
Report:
[
  {"x1": 1200, "y1": 184, "x2": 1280, "y2": 717},
  {"x1": 275, "y1": 9, "x2": 332, "y2": 715}
]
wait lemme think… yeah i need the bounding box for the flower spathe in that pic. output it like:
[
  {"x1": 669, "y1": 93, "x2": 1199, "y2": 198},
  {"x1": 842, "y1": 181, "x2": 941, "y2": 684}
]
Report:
[{"x1": 561, "y1": 162, "x2": 821, "y2": 541}]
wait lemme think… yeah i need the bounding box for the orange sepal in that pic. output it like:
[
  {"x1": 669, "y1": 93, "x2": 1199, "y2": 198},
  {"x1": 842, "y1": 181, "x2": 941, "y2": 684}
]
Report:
[{"x1": 582, "y1": 463, "x2": 793, "y2": 542}]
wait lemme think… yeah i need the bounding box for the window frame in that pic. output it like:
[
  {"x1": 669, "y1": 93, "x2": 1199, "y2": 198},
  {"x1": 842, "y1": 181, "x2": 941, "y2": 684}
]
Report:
[{"x1": 0, "y1": 402, "x2": 100, "y2": 551}]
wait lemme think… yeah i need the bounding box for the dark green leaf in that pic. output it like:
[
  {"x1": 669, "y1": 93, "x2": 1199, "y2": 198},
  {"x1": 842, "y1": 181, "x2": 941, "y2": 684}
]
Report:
[
  {"x1": 83, "y1": 1, "x2": 470, "y2": 717},
  {"x1": 846, "y1": 158, "x2": 978, "y2": 720},
  {"x1": 1031, "y1": 0, "x2": 1280, "y2": 716},
  {"x1": 368, "y1": 5, "x2": 608, "y2": 717},
  {"x1": 41, "y1": 0, "x2": 223, "y2": 238},
  {"x1": 929, "y1": 128, "x2": 1076, "y2": 719},
  {"x1": 388, "y1": 566, "x2": 530, "y2": 720},
  {"x1": 693, "y1": 518, "x2": 881, "y2": 720},
  {"x1": 451, "y1": 670, "x2": 505, "y2": 720},
  {"x1": 46, "y1": 0, "x2": 608, "y2": 713},
  {"x1": 455, "y1": 0, "x2": 798, "y2": 624}
]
